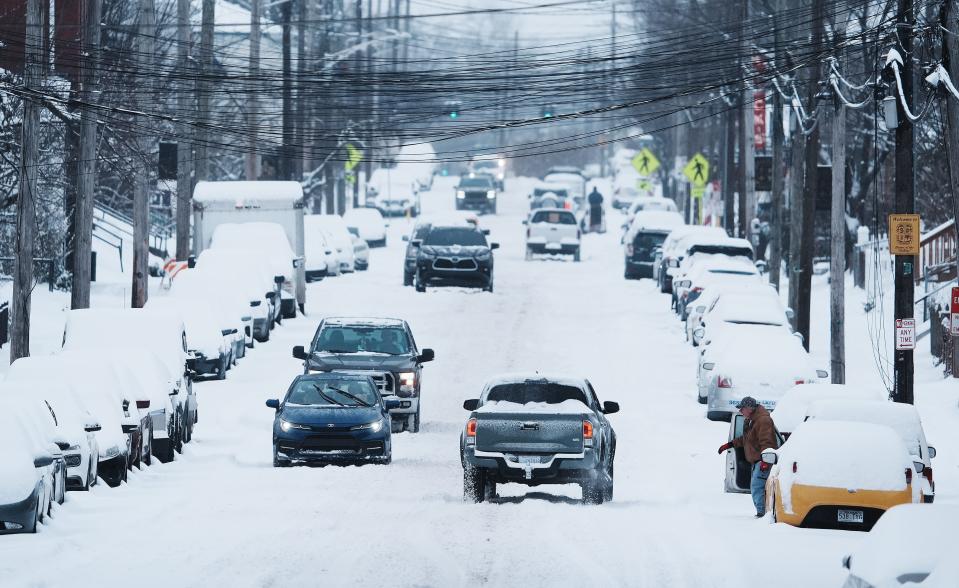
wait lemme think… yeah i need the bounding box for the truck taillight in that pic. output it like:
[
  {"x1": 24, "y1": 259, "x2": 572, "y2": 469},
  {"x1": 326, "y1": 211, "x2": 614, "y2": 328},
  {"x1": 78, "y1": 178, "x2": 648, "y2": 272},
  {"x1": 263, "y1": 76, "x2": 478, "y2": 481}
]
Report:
[
  {"x1": 583, "y1": 420, "x2": 593, "y2": 439},
  {"x1": 717, "y1": 376, "x2": 733, "y2": 388},
  {"x1": 792, "y1": 461, "x2": 798, "y2": 473},
  {"x1": 466, "y1": 418, "x2": 477, "y2": 437}
]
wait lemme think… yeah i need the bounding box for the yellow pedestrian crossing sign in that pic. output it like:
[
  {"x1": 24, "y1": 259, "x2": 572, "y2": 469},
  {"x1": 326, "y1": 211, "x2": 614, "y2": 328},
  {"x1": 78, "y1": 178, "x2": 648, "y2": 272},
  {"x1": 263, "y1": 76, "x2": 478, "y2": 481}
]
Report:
[
  {"x1": 683, "y1": 153, "x2": 709, "y2": 186},
  {"x1": 345, "y1": 143, "x2": 363, "y2": 172},
  {"x1": 632, "y1": 148, "x2": 660, "y2": 177}
]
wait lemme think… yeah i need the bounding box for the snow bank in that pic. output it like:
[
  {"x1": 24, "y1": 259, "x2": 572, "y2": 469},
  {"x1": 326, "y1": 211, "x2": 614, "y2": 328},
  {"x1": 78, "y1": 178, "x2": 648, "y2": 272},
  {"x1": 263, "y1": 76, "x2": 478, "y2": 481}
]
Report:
[
  {"x1": 772, "y1": 383, "x2": 888, "y2": 434},
  {"x1": 477, "y1": 399, "x2": 591, "y2": 415},
  {"x1": 0, "y1": 408, "x2": 38, "y2": 504},
  {"x1": 776, "y1": 420, "x2": 911, "y2": 513}
]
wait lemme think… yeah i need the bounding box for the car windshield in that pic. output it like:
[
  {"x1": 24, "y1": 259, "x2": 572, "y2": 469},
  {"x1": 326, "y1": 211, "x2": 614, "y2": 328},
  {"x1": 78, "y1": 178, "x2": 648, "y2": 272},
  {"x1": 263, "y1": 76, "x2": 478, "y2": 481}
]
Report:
[
  {"x1": 633, "y1": 232, "x2": 668, "y2": 249},
  {"x1": 286, "y1": 378, "x2": 378, "y2": 407},
  {"x1": 313, "y1": 326, "x2": 410, "y2": 355},
  {"x1": 532, "y1": 211, "x2": 576, "y2": 225},
  {"x1": 486, "y1": 381, "x2": 590, "y2": 405},
  {"x1": 424, "y1": 227, "x2": 487, "y2": 247},
  {"x1": 459, "y1": 177, "x2": 494, "y2": 189}
]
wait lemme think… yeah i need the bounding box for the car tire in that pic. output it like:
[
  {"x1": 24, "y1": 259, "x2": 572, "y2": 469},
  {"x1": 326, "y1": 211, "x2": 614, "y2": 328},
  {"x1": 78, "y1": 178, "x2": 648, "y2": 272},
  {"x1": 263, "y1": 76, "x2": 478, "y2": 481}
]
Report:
[
  {"x1": 484, "y1": 278, "x2": 494, "y2": 293},
  {"x1": 582, "y1": 476, "x2": 605, "y2": 505},
  {"x1": 403, "y1": 270, "x2": 413, "y2": 287},
  {"x1": 216, "y1": 357, "x2": 227, "y2": 380},
  {"x1": 175, "y1": 411, "x2": 185, "y2": 453},
  {"x1": 525, "y1": 247, "x2": 533, "y2": 261},
  {"x1": 414, "y1": 273, "x2": 426, "y2": 293},
  {"x1": 603, "y1": 462, "x2": 615, "y2": 503},
  {"x1": 463, "y1": 467, "x2": 487, "y2": 503},
  {"x1": 573, "y1": 248, "x2": 581, "y2": 262},
  {"x1": 697, "y1": 389, "x2": 707, "y2": 404},
  {"x1": 410, "y1": 405, "x2": 421, "y2": 433},
  {"x1": 624, "y1": 267, "x2": 635, "y2": 280}
]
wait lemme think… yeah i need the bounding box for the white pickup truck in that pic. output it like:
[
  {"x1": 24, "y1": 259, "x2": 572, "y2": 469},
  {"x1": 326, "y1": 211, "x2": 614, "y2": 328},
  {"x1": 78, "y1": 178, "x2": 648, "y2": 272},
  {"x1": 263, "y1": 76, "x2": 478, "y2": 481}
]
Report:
[{"x1": 524, "y1": 208, "x2": 581, "y2": 261}]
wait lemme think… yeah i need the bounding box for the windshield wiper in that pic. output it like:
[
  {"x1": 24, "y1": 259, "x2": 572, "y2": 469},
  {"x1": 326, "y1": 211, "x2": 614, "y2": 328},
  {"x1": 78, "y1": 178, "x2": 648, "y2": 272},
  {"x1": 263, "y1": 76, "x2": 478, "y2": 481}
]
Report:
[
  {"x1": 320, "y1": 348, "x2": 356, "y2": 354},
  {"x1": 326, "y1": 386, "x2": 373, "y2": 408},
  {"x1": 313, "y1": 384, "x2": 346, "y2": 406}
]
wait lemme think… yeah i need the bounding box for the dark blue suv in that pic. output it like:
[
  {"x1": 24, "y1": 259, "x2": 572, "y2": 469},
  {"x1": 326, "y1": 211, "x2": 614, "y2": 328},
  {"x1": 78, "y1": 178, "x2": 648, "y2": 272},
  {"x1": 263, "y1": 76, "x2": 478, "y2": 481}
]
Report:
[{"x1": 267, "y1": 373, "x2": 400, "y2": 467}]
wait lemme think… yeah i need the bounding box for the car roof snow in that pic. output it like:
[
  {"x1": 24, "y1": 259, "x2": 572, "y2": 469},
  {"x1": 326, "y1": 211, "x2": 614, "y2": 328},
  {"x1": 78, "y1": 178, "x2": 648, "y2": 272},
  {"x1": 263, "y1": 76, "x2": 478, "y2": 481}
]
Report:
[{"x1": 322, "y1": 317, "x2": 406, "y2": 328}]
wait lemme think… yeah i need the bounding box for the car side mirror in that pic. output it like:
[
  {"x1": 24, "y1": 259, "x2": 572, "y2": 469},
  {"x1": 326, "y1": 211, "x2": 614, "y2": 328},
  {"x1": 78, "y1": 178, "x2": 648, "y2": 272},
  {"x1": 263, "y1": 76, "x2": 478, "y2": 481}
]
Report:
[
  {"x1": 84, "y1": 422, "x2": 101, "y2": 433},
  {"x1": 385, "y1": 399, "x2": 402, "y2": 410},
  {"x1": 122, "y1": 423, "x2": 139, "y2": 434},
  {"x1": 913, "y1": 461, "x2": 925, "y2": 474},
  {"x1": 755, "y1": 260, "x2": 768, "y2": 273},
  {"x1": 241, "y1": 315, "x2": 252, "y2": 322},
  {"x1": 187, "y1": 255, "x2": 196, "y2": 269},
  {"x1": 816, "y1": 369, "x2": 828, "y2": 379},
  {"x1": 33, "y1": 454, "x2": 55, "y2": 468},
  {"x1": 274, "y1": 275, "x2": 285, "y2": 285},
  {"x1": 785, "y1": 307, "x2": 795, "y2": 320},
  {"x1": 521, "y1": 220, "x2": 528, "y2": 225},
  {"x1": 221, "y1": 329, "x2": 233, "y2": 337},
  {"x1": 702, "y1": 362, "x2": 715, "y2": 371},
  {"x1": 482, "y1": 229, "x2": 490, "y2": 235},
  {"x1": 842, "y1": 555, "x2": 852, "y2": 570},
  {"x1": 417, "y1": 348, "x2": 435, "y2": 363},
  {"x1": 402, "y1": 235, "x2": 410, "y2": 242},
  {"x1": 928, "y1": 446, "x2": 936, "y2": 459},
  {"x1": 266, "y1": 399, "x2": 280, "y2": 410},
  {"x1": 411, "y1": 239, "x2": 422, "y2": 248},
  {"x1": 136, "y1": 399, "x2": 151, "y2": 410},
  {"x1": 761, "y1": 451, "x2": 778, "y2": 465},
  {"x1": 265, "y1": 291, "x2": 277, "y2": 301},
  {"x1": 694, "y1": 328, "x2": 706, "y2": 340},
  {"x1": 602, "y1": 401, "x2": 620, "y2": 414},
  {"x1": 292, "y1": 345, "x2": 307, "y2": 360},
  {"x1": 463, "y1": 399, "x2": 479, "y2": 411},
  {"x1": 490, "y1": 243, "x2": 500, "y2": 250},
  {"x1": 675, "y1": 279, "x2": 691, "y2": 288}
]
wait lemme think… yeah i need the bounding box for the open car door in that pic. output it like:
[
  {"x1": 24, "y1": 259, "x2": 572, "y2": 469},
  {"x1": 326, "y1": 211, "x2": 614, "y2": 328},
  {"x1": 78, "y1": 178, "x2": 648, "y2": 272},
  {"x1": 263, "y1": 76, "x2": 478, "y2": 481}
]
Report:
[{"x1": 724, "y1": 414, "x2": 751, "y2": 493}]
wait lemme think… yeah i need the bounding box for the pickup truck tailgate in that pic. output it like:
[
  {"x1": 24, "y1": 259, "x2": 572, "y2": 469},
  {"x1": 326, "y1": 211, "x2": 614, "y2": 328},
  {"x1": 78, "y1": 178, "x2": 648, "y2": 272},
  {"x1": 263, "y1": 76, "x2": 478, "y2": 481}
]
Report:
[{"x1": 474, "y1": 412, "x2": 585, "y2": 454}]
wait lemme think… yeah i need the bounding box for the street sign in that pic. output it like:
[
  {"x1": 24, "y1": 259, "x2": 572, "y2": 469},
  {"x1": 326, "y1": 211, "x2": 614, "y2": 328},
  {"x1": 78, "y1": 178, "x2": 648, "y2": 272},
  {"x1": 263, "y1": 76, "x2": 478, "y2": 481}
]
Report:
[
  {"x1": 895, "y1": 318, "x2": 916, "y2": 350},
  {"x1": 888, "y1": 214, "x2": 920, "y2": 256},
  {"x1": 691, "y1": 185, "x2": 705, "y2": 199},
  {"x1": 683, "y1": 153, "x2": 710, "y2": 186},
  {"x1": 345, "y1": 143, "x2": 363, "y2": 172},
  {"x1": 632, "y1": 148, "x2": 660, "y2": 177},
  {"x1": 951, "y1": 287, "x2": 959, "y2": 337}
]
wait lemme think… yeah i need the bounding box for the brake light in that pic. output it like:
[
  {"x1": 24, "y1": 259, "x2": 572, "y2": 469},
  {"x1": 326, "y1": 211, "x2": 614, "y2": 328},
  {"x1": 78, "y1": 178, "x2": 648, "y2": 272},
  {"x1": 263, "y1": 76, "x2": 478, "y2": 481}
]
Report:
[
  {"x1": 794, "y1": 379, "x2": 805, "y2": 385},
  {"x1": 905, "y1": 468, "x2": 912, "y2": 484},
  {"x1": 691, "y1": 286, "x2": 703, "y2": 294},
  {"x1": 564, "y1": 201, "x2": 572, "y2": 210},
  {"x1": 583, "y1": 420, "x2": 593, "y2": 439},
  {"x1": 792, "y1": 461, "x2": 798, "y2": 473},
  {"x1": 466, "y1": 418, "x2": 477, "y2": 437},
  {"x1": 717, "y1": 376, "x2": 733, "y2": 388}
]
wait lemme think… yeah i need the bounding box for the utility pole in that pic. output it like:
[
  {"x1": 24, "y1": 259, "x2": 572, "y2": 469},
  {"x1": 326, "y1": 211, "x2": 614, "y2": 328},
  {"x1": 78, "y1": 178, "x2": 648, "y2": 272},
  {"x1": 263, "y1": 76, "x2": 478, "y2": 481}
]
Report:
[
  {"x1": 72, "y1": 0, "x2": 102, "y2": 310},
  {"x1": 11, "y1": 0, "x2": 43, "y2": 362},
  {"x1": 768, "y1": 9, "x2": 785, "y2": 291},
  {"x1": 796, "y1": 0, "x2": 824, "y2": 350},
  {"x1": 738, "y1": 0, "x2": 755, "y2": 239},
  {"x1": 132, "y1": 0, "x2": 156, "y2": 309},
  {"x1": 245, "y1": 0, "x2": 261, "y2": 182},
  {"x1": 892, "y1": 0, "x2": 915, "y2": 404},
  {"x1": 787, "y1": 109, "x2": 806, "y2": 329},
  {"x1": 944, "y1": 0, "x2": 959, "y2": 281},
  {"x1": 723, "y1": 105, "x2": 737, "y2": 234},
  {"x1": 830, "y1": 82, "x2": 847, "y2": 384},
  {"x1": 196, "y1": 0, "x2": 214, "y2": 182},
  {"x1": 353, "y1": 0, "x2": 362, "y2": 208},
  {"x1": 176, "y1": 0, "x2": 193, "y2": 260},
  {"x1": 281, "y1": 0, "x2": 294, "y2": 181}
]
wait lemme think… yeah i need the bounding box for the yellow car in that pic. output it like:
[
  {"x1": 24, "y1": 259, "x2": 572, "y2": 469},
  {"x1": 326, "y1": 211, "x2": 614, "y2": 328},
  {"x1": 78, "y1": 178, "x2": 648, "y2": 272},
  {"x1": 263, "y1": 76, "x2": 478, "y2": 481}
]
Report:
[{"x1": 762, "y1": 420, "x2": 921, "y2": 530}]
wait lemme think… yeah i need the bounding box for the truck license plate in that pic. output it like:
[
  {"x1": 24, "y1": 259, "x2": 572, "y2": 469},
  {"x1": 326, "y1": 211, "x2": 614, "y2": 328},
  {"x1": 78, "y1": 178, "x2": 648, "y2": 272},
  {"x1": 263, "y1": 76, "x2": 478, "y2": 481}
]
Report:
[{"x1": 837, "y1": 509, "x2": 864, "y2": 524}]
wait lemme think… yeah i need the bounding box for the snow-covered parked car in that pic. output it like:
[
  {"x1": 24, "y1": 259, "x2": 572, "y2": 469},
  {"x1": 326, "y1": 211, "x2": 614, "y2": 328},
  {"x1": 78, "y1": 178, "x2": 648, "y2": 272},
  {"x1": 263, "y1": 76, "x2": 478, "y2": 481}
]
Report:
[
  {"x1": 62, "y1": 309, "x2": 196, "y2": 460},
  {"x1": 0, "y1": 407, "x2": 62, "y2": 534},
  {"x1": 772, "y1": 383, "x2": 889, "y2": 438},
  {"x1": 840, "y1": 503, "x2": 959, "y2": 587},
  {"x1": 460, "y1": 374, "x2": 619, "y2": 504},
  {"x1": 306, "y1": 215, "x2": 355, "y2": 273},
  {"x1": 524, "y1": 208, "x2": 581, "y2": 261},
  {"x1": 623, "y1": 210, "x2": 685, "y2": 279},
  {"x1": 351, "y1": 234, "x2": 370, "y2": 271},
  {"x1": 687, "y1": 284, "x2": 790, "y2": 346},
  {"x1": 697, "y1": 322, "x2": 825, "y2": 420},
  {"x1": 673, "y1": 252, "x2": 760, "y2": 319},
  {"x1": 762, "y1": 420, "x2": 921, "y2": 530},
  {"x1": 366, "y1": 167, "x2": 421, "y2": 217},
  {"x1": 210, "y1": 222, "x2": 300, "y2": 319},
  {"x1": 0, "y1": 397, "x2": 67, "y2": 513},
  {"x1": 148, "y1": 297, "x2": 234, "y2": 380},
  {"x1": 165, "y1": 270, "x2": 250, "y2": 358},
  {"x1": 304, "y1": 223, "x2": 337, "y2": 280},
  {"x1": 655, "y1": 225, "x2": 729, "y2": 293},
  {"x1": 344, "y1": 207, "x2": 388, "y2": 248},
  {"x1": 2, "y1": 366, "x2": 101, "y2": 491},
  {"x1": 805, "y1": 399, "x2": 937, "y2": 503},
  {"x1": 194, "y1": 247, "x2": 278, "y2": 340}
]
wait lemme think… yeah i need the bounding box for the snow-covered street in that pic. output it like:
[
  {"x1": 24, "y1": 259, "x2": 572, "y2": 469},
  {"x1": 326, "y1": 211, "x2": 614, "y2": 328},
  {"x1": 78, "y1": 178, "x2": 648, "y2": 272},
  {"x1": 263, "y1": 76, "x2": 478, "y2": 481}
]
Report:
[{"x1": 4, "y1": 177, "x2": 952, "y2": 587}]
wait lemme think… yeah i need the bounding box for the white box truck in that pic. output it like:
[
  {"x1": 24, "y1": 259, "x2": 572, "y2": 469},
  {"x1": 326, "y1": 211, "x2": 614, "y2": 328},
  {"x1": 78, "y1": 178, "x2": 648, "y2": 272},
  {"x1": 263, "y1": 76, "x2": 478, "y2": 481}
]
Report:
[{"x1": 192, "y1": 181, "x2": 307, "y2": 314}]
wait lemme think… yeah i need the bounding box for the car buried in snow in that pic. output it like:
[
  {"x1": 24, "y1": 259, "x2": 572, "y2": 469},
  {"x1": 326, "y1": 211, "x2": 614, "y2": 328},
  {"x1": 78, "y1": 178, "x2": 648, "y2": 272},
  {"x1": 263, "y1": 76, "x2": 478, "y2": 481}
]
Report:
[
  {"x1": 293, "y1": 317, "x2": 434, "y2": 433},
  {"x1": 460, "y1": 374, "x2": 618, "y2": 504},
  {"x1": 267, "y1": 373, "x2": 401, "y2": 467}
]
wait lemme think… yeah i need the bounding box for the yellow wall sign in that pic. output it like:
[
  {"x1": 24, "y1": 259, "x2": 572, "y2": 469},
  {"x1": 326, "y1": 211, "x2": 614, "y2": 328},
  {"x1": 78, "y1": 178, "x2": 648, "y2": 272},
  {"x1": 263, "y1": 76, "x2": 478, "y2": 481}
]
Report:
[{"x1": 888, "y1": 214, "x2": 920, "y2": 256}]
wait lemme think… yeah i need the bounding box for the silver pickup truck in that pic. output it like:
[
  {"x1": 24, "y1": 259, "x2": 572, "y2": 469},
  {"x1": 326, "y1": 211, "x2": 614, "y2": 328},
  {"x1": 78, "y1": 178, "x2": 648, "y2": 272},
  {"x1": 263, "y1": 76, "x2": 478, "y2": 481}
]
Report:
[{"x1": 460, "y1": 374, "x2": 619, "y2": 504}]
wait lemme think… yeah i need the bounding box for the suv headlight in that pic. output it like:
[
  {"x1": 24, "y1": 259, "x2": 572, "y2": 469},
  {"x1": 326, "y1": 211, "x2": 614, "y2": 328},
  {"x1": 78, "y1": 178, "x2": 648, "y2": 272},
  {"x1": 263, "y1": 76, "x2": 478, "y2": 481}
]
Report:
[
  {"x1": 279, "y1": 419, "x2": 310, "y2": 432},
  {"x1": 486, "y1": 190, "x2": 496, "y2": 199},
  {"x1": 351, "y1": 420, "x2": 384, "y2": 433},
  {"x1": 456, "y1": 190, "x2": 466, "y2": 199},
  {"x1": 398, "y1": 372, "x2": 416, "y2": 393}
]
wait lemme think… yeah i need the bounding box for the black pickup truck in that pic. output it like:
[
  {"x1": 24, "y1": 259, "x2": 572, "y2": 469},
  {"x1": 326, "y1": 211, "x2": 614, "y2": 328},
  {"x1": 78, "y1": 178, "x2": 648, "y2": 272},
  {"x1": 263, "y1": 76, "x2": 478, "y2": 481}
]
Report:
[{"x1": 460, "y1": 374, "x2": 618, "y2": 504}]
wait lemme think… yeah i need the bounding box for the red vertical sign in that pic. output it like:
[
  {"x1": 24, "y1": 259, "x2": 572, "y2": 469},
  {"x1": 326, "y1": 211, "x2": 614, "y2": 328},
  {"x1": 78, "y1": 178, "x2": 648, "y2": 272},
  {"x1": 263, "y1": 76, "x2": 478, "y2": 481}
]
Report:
[
  {"x1": 951, "y1": 287, "x2": 959, "y2": 336},
  {"x1": 754, "y1": 91, "x2": 767, "y2": 152}
]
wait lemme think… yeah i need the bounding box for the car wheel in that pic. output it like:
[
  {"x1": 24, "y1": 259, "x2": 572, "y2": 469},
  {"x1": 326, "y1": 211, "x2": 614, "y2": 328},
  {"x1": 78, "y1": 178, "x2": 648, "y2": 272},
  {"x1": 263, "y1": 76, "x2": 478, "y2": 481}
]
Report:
[
  {"x1": 525, "y1": 247, "x2": 533, "y2": 261},
  {"x1": 403, "y1": 270, "x2": 413, "y2": 286},
  {"x1": 624, "y1": 267, "x2": 635, "y2": 280},
  {"x1": 410, "y1": 406, "x2": 421, "y2": 433},
  {"x1": 175, "y1": 412, "x2": 184, "y2": 453},
  {"x1": 156, "y1": 437, "x2": 175, "y2": 463},
  {"x1": 414, "y1": 272, "x2": 426, "y2": 293},
  {"x1": 573, "y1": 248, "x2": 581, "y2": 262},
  {"x1": 463, "y1": 467, "x2": 487, "y2": 503},
  {"x1": 216, "y1": 357, "x2": 227, "y2": 380},
  {"x1": 582, "y1": 478, "x2": 605, "y2": 505},
  {"x1": 484, "y1": 278, "x2": 494, "y2": 293},
  {"x1": 697, "y1": 388, "x2": 707, "y2": 404},
  {"x1": 603, "y1": 462, "x2": 615, "y2": 502}
]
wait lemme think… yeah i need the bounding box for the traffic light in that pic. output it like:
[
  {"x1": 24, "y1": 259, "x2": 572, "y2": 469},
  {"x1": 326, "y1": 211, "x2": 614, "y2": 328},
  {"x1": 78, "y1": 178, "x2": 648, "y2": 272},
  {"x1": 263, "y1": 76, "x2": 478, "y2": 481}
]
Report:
[
  {"x1": 444, "y1": 100, "x2": 461, "y2": 119},
  {"x1": 449, "y1": 110, "x2": 459, "y2": 119}
]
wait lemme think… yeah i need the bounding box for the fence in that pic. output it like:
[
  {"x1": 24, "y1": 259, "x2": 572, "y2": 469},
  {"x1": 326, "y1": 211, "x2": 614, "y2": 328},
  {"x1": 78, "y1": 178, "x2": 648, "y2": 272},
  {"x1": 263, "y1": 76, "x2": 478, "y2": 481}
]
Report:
[
  {"x1": 0, "y1": 257, "x2": 58, "y2": 291},
  {"x1": 930, "y1": 305, "x2": 958, "y2": 378}
]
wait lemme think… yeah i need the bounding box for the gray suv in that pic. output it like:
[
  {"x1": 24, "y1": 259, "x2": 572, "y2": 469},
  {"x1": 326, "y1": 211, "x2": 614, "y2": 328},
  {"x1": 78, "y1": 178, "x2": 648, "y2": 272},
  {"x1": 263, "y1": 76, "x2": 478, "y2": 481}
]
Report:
[{"x1": 293, "y1": 317, "x2": 434, "y2": 433}]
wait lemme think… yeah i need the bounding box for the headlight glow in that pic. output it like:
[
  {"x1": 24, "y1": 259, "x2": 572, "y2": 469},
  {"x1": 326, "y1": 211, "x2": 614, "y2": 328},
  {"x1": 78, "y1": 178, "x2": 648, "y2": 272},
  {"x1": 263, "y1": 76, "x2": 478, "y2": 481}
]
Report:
[
  {"x1": 351, "y1": 420, "x2": 384, "y2": 432},
  {"x1": 486, "y1": 190, "x2": 496, "y2": 199},
  {"x1": 399, "y1": 371, "x2": 416, "y2": 391},
  {"x1": 456, "y1": 190, "x2": 466, "y2": 199},
  {"x1": 279, "y1": 419, "x2": 310, "y2": 432}
]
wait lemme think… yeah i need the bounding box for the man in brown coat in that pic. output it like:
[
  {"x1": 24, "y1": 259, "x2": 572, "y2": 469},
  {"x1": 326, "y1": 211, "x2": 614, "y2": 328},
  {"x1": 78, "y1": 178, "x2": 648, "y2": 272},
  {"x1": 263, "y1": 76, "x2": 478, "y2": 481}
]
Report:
[{"x1": 717, "y1": 397, "x2": 778, "y2": 517}]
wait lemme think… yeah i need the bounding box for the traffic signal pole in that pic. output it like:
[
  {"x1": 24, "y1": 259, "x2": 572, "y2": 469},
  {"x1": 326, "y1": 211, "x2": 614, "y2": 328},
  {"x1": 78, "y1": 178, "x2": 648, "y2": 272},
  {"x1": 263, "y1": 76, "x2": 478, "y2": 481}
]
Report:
[{"x1": 893, "y1": 0, "x2": 916, "y2": 404}]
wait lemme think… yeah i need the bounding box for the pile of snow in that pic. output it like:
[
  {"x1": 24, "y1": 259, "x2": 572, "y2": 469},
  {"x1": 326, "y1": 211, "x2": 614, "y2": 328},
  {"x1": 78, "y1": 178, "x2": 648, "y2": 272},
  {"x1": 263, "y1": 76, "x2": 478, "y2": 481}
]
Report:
[
  {"x1": 193, "y1": 181, "x2": 303, "y2": 205},
  {"x1": 772, "y1": 383, "x2": 889, "y2": 434},
  {"x1": 775, "y1": 420, "x2": 912, "y2": 514},
  {"x1": 210, "y1": 222, "x2": 295, "y2": 283},
  {"x1": 0, "y1": 407, "x2": 41, "y2": 504}
]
